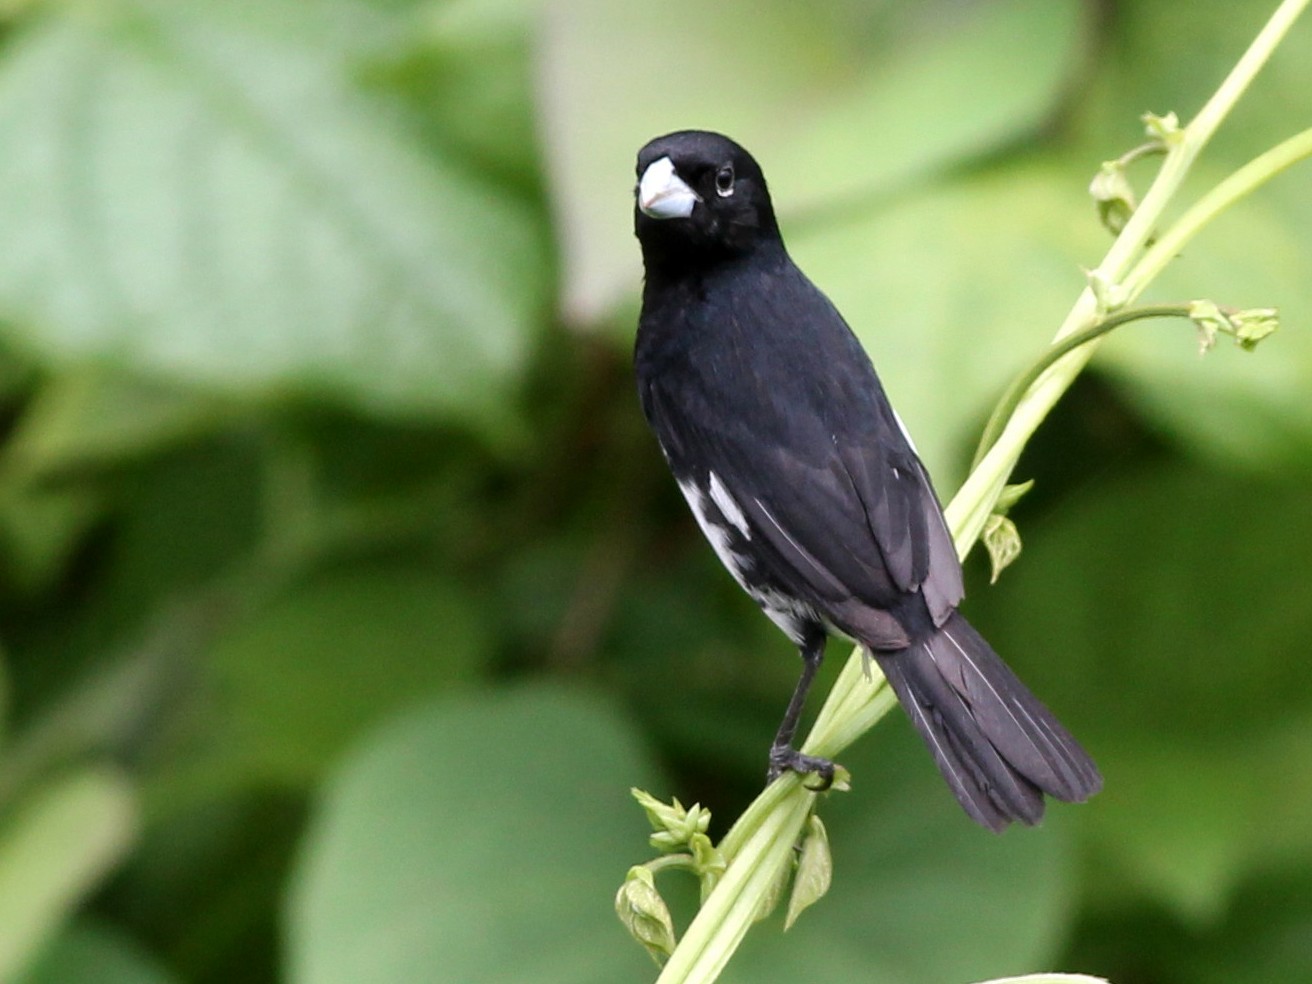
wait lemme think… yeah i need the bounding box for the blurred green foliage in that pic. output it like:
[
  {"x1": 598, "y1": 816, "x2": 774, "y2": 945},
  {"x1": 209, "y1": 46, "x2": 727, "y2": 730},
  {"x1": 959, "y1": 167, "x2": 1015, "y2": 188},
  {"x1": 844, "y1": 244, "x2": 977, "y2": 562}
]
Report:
[{"x1": 0, "y1": 0, "x2": 1309, "y2": 981}]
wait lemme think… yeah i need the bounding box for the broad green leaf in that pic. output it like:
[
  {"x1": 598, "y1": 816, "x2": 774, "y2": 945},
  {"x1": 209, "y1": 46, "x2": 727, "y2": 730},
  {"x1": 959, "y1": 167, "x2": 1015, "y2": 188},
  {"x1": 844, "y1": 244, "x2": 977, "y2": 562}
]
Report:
[
  {"x1": 794, "y1": 154, "x2": 1310, "y2": 485},
  {"x1": 374, "y1": 0, "x2": 542, "y2": 186},
  {"x1": 0, "y1": 0, "x2": 551, "y2": 431},
  {"x1": 286, "y1": 685, "x2": 663, "y2": 984},
  {"x1": 538, "y1": 0, "x2": 1089, "y2": 321},
  {"x1": 0, "y1": 767, "x2": 138, "y2": 982},
  {"x1": 976, "y1": 466, "x2": 1312, "y2": 920},
  {"x1": 721, "y1": 723, "x2": 1076, "y2": 984},
  {"x1": 15, "y1": 922, "x2": 178, "y2": 984},
  {"x1": 981, "y1": 467, "x2": 1312, "y2": 740},
  {"x1": 151, "y1": 568, "x2": 491, "y2": 804}
]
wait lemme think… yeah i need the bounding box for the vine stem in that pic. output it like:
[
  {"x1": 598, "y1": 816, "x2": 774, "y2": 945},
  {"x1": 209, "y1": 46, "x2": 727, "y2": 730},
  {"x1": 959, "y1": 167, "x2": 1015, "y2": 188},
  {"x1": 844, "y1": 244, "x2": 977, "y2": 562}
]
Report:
[
  {"x1": 652, "y1": 2, "x2": 1311, "y2": 982},
  {"x1": 1121, "y1": 124, "x2": 1312, "y2": 299},
  {"x1": 970, "y1": 304, "x2": 1194, "y2": 468},
  {"x1": 946, "y1": 0, "x2": 1312, "y2": 555}
]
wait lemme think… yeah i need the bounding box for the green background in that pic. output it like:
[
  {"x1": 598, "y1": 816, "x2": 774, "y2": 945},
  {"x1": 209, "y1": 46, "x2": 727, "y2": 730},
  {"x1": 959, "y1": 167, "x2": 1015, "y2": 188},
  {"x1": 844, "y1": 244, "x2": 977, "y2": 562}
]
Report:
[{"x1": 0, "y1": 1, "x2": 1310, "y2": 981}]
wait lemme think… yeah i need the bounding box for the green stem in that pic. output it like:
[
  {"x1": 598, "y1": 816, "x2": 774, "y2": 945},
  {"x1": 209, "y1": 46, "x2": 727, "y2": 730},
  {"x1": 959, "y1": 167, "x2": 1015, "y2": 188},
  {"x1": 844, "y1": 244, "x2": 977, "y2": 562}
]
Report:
[
  {"x1": 1122, "y1": 125, "x2": 1312, "y2": 299},
  {"x1": 655, "y1": 663, "x2": 900, "y2": 983},
  {"x1": 655, "y1": 790, "x2": 812, "y2": 983},
  {"x1": 971, "y1": 304, "x2": 1194, "y2": 468},
  {"x1": 944, "y1": 0, "x2": 1312, "y2": 557},
  {"x1": 801, "y1": 652, "x2": 899, "y2": 762},
  {"x1": 950, "y1": 121, "x2": 1312, "y2": 552},
  {"x1": 645, "y1": 854, "x2": 700, "y2": 876},
  {"x1": 1117, "y1": 141, "x2": 1168, "y2": 168}
]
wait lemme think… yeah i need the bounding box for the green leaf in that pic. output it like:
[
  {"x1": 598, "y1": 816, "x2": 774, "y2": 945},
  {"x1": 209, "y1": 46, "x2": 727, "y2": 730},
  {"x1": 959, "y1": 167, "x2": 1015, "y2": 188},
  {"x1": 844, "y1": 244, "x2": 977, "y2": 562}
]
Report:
[
  {"x1": 1070, "y1": 864, "x2": 1312, "y2": 984},
  {"x1": 615, "y1": 865, "x2": 677, "y2": 966},
  {"x1": 783, "y1": 814, "x2": 831, "y2": 931},
  {"x1": 286, "y1": 685, "x2": 665, "y2": 984},
  {"x1": 0, "y1": 767, "x2": 138, "y2": 982},
  {"x1": 15, "y1": 922, "x2": 178, "y2": 984},
  {"x1": 724, "y1": 726, "x2": 1078, "y2": 984},
  {"x1": 372, "y1": 0, "x2": 541, "y2": 187},
  {"x1": 152, "y1": 567, "x2": 491, "y2": 803},
  {"x1": 1074, "y1": 715, "x2": 1312, "y2": 926},
  {"x1": 983, "y1": 513, "x2": 1024, "y2": 584},
  {"x1": 0, "y1": 0, "x2": 550, "y2": 431},
  {"x1": 984, "y1": 465, "x2": 1312, "y2": 742},
  {"x1": 538, "y1": 0, "x2": 1089, "y2": 321},
  {"x1": 1090, "y1": 158, "x2": 1140, "y2": 236},
  {"x1": 994, "y1": 481, "x2": 1036, "y2": 515}
]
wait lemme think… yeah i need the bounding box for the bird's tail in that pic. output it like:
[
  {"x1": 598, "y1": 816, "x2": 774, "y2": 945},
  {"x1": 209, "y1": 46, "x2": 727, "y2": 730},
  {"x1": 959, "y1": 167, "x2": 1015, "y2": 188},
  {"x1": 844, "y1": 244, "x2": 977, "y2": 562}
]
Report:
[{"x1": 871, "y1": 611, "x2": 1102, "y2": 832}]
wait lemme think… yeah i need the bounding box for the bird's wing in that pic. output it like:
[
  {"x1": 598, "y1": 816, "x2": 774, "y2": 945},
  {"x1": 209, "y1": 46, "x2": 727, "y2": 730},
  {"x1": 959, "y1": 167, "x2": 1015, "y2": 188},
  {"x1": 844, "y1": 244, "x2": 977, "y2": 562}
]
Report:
[
  {"x1": 832, "y1": 435, "x2": 964, "y2": 625},
  {"x1": 643, "y1": 378, "x2": 963, "y2": 642}
]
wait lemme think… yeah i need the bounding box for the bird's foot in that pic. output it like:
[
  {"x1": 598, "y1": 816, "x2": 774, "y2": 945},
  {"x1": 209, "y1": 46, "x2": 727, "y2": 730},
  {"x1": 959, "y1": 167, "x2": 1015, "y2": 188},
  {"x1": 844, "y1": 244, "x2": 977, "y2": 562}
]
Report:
[{"x1": 767, "y1": 745, "x2": 837, "y2": 791}]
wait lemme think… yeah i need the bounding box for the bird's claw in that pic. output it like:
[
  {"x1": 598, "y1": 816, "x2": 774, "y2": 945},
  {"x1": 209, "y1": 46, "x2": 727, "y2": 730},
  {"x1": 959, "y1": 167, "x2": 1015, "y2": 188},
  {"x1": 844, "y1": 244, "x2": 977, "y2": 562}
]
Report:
[{"x1": 768, "y1": 746, "x2": 837, "y2": 791}]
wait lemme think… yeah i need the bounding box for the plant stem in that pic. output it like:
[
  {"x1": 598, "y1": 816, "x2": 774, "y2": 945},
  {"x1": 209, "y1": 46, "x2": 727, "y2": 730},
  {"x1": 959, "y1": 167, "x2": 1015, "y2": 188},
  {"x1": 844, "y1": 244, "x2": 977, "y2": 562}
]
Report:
[
  {"x1": 655, "y1": 786, "x2": 812, "y2": 983},
  {"x1": 970, "y1": 125, "x2": 1312, "y2": 470},
  {"x1": 1122, "y1": 125, "x2": 1312, "y2": 299},
  {"x1": 971, "y1": 305, "x2": 1194, "y2": 468},
  {"x1": 945, "y1": 0, "x2": 1312, "y2": 556}
]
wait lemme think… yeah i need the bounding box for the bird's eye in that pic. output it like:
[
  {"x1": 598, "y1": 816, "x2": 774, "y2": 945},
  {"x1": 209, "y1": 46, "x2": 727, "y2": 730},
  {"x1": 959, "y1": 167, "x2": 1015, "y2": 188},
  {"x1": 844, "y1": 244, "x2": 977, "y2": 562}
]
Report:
[{"x1": 715, "y1": 164, "x2": 735, "y2": 197}]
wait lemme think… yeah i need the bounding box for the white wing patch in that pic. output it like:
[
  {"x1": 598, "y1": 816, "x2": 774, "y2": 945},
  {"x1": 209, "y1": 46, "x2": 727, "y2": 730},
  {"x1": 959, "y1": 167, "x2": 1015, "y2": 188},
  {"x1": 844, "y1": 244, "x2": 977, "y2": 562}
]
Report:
[
  {"x1": 674, "y1": 474, "x2": 813, "y2": 645},
  {"x1": 675, "y1": 477, "x2": 749, "y2": 588},
  {"x1": 708, "y1": 471, "x2": 751, "y2": 539}
]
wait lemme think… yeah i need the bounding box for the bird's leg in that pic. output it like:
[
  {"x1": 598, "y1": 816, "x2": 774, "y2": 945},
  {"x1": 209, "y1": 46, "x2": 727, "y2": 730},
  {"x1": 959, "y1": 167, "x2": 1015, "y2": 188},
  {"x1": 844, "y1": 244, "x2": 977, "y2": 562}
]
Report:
[{"x1": 767, "y1": 629, "x2": 836, "y2": 790}]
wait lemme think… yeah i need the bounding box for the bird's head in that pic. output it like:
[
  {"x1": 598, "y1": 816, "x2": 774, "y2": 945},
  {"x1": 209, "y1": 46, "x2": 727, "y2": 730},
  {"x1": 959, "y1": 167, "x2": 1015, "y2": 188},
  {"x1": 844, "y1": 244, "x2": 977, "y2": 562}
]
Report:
[{"x1": 634, "y1": 130, "x2": 781, "y2": 272}]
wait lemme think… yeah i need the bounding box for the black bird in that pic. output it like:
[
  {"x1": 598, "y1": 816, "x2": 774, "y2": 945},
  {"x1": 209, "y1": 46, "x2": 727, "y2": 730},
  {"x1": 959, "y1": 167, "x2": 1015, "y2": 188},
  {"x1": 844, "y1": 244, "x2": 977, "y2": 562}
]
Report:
[{"x1": 632, "y1": 130, "x2": 1101, "y2": 831}]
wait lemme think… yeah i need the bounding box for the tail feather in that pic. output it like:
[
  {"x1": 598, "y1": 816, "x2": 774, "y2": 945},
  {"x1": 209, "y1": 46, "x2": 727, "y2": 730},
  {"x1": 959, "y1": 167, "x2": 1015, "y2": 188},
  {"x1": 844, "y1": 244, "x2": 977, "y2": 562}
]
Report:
[
  {"x1": 871, "y1": 611, "x2": 1101, "y2": 832},
  {"x1": 888, "y1": 658, "x2": 1043, "y2": 830}
]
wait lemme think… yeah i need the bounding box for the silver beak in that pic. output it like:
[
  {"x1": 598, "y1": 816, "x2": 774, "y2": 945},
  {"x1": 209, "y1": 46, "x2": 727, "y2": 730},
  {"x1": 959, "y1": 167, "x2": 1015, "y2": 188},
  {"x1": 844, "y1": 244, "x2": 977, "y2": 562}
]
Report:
[{"x1": 637, "y1": 156, "x2": 700, "y2": 219}]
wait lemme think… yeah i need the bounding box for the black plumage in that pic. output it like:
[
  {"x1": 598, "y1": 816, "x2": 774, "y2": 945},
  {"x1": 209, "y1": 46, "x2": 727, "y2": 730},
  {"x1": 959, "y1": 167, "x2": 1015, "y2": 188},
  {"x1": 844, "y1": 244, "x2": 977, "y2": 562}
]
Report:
[{"x1": 632, "y1": 130, "x2": 1101, "y2": 831}]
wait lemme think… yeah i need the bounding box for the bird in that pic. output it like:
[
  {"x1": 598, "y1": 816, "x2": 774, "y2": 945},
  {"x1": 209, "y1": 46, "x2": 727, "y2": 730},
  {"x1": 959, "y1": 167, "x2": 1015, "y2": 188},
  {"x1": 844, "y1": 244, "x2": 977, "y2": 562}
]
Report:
[{"x1": 631, "y1": 130, "x2": 1101, "y2": 831}]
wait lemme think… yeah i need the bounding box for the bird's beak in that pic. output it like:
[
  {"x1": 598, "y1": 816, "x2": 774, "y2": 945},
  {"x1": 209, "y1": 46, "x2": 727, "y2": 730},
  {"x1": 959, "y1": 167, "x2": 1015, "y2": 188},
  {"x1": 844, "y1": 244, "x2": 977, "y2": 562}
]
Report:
[{"x1": 637, "y1": 156, "x2": 701, "y2": 219}]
